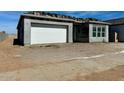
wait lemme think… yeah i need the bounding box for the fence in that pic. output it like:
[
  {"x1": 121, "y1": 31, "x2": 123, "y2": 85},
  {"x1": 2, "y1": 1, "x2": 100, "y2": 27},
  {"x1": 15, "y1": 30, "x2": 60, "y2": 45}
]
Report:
[{"x1": 0, "y1": 32, "x2": 7, "y2": 42}]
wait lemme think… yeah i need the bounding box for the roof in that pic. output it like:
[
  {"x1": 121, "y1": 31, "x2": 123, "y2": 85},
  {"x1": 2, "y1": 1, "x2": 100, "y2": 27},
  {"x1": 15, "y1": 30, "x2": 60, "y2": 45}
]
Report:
[
  {"x1": 17, "y1": 11, "x2": 110, "y2": 28},
  {"x1": 24, "y1": 11, "x2": 99, "y2": 22},
  {"x1": 105, "y1": 17, "x2": 124, "y2": 25},
  {"x1": 22, "y1": 14, "x2": 83, "y2": 23}
]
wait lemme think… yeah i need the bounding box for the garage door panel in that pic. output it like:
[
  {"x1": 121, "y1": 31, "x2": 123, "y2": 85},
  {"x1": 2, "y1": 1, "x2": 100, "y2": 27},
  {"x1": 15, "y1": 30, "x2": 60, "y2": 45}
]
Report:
[{"x1": 31, "y1": 26, "x2": 67, "y2": 44}]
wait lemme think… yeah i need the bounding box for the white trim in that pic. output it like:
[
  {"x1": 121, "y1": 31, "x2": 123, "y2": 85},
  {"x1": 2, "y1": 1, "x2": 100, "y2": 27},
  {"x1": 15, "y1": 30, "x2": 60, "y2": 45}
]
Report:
[{"x1": 89, "y1": 24, "x2": 109, "y2": 42}]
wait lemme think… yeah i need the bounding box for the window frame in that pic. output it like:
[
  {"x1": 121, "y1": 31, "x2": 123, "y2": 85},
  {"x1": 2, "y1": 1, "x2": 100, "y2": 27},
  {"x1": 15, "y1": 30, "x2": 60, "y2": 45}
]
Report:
[
  {"x1": 97, "y1": 27, "x2": 101, "y2": 37},
  {"x1": 92, "y1": 25, "x2": 106, "y2": 37},
  {"x1": 92, "y1": 26, "x2": 97, "y2": 37},
  {"x1": 102, "y1": 26, "x2": 106, "y2": 37}
]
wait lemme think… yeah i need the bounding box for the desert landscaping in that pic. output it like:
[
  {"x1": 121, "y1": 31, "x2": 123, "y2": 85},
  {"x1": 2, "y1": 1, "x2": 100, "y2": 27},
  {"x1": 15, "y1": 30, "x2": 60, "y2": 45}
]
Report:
[{"x1": 0, "y1": 35, "x2": 124, "y2": 80}]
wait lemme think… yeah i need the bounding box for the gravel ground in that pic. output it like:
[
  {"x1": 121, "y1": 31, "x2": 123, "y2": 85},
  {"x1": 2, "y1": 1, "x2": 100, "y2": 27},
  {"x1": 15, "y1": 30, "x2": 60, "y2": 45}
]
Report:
[{"x1": 0, "y1": 36, "x2": 124, "y2": 80}]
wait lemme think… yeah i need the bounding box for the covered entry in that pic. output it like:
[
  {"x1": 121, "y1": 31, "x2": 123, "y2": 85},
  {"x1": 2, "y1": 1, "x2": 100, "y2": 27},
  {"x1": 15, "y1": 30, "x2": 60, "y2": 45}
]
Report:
[
  {"x1": 73, "y1": 23, "x2": 89, "y2": 42},
  {"x1": 73, "y1": 23, "x2": 109, "y2": 43}
]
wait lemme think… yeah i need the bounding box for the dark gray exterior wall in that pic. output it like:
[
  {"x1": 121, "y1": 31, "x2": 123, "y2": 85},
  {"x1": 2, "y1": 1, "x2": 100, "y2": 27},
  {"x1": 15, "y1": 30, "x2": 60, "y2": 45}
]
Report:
[
  {"x1": 17, "y1": 18, "x2": 24, "y2": 45},
  {"x1": 109, "y1": 24, "x2": 124, "y2": 42},
  {"x1": 73, "y1": 23, "x2": 89, "y2": 42},
  {"x1": 18, "y1": 18, "x2": 73, "y2": 45}
]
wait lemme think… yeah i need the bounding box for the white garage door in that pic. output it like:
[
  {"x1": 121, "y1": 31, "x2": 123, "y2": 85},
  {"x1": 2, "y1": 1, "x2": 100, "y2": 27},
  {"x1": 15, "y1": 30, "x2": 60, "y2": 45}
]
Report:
[{"x1": 31, "y1": 25, "x2": 67, "y2": 44}]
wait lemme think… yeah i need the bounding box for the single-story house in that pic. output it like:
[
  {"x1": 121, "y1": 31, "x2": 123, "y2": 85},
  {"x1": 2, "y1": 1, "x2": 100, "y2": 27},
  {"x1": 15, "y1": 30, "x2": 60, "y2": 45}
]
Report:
[
  {"x1": 106, "y1": 18, "x2": 124, "y2": 42},
  {"x1": 17, "y1": 12, "x2": 110, "y2": 45}
]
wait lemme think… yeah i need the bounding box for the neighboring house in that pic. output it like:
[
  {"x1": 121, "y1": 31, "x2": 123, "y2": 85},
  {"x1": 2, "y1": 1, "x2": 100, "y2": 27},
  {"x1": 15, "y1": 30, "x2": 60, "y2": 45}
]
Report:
[
  {"x1": 17, "y1": 12, "x2": 110, "y2": 45},
  {"x1": 106, "y1": 18, "x2": 124, "y2": 42},
  {"x1": 0, "y1": 31, "x2": 7, "y2": 42}
]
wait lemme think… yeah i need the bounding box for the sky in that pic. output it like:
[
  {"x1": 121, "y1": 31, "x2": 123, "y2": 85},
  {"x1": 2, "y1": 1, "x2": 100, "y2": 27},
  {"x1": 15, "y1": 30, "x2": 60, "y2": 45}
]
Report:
[{"x1": 0, "y1": 11, "x2": 124, "y2": 34}]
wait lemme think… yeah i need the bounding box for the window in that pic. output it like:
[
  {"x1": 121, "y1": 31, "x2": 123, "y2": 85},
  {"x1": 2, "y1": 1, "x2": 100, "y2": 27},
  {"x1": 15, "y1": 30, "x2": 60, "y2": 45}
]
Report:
[
  {"x1": 92, "y1": 25, "x2": 106, "y2": 37},
  {"x1": 102, "y1": 27, "x2": 106, "y2": 37},
  {"x1": 93, "y1": 26, "x2": 96, "y2": 31},
  {"x1": 93, "y1": 27, "x2": 96, "y2": 37},
  {"x1": 97, "y1": 27, "x2": 101, "y2": 37}
]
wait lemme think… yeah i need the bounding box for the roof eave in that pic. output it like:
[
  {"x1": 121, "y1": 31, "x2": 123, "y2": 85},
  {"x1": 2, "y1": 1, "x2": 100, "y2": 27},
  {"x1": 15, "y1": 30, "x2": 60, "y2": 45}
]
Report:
[
  {"x1": 87, "y1": 21, "x2": 111, "y2": 25},
  {"x1": 21, "y1": 14, "x2": 85, "y2": 23}
]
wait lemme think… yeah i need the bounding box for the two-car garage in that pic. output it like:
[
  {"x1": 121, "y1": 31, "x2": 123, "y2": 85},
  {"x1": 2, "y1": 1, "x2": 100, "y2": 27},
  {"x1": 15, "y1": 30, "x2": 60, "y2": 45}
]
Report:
[
  {"x1": 31, "y1": 24, "x2": 67, "y2": 45},
  {"x1": 18, "y1": 17, "x2": 73, "y2": 45}
]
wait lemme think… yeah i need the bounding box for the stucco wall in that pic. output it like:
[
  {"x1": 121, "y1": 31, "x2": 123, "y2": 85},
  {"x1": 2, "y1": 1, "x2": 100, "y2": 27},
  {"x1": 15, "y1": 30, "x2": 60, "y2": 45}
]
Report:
[{"x1": 23, "y1": 18, "x2": 73, "y2": 45}]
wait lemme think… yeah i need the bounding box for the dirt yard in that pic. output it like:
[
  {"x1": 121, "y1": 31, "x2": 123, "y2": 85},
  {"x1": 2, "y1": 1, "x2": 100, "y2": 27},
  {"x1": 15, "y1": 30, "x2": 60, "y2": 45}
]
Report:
[{"x1": 0, "y1": 36, "x2": 124, "y2": 80}]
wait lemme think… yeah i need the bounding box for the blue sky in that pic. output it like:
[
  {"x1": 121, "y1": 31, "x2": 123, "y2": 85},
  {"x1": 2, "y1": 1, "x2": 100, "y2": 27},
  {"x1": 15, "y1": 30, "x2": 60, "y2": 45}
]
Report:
[{"x1": 0, "y1": 11, "x2": 124, "y2": 34}]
